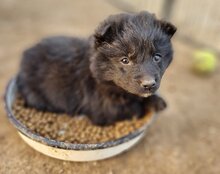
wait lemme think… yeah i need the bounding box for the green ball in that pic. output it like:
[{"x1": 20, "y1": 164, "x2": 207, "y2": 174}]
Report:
[{"x1": 193, "y1": 50, "x2": 217, "y2": 74}]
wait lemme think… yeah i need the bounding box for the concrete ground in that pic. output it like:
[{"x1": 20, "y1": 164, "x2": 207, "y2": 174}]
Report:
[{"x1": 0, "y1": 0, "x2": 220, "y2": 173}]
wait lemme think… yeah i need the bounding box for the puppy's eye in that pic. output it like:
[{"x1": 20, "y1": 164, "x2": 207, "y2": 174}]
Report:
[
  {"x1": 121, "y1": 57, "x2": 130, "y2": 64},
  {"x1": 153, "y1": 53, "x2": 162, "y2": 63}
]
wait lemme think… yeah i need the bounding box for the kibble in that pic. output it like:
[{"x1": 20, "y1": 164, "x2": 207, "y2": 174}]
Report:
[{"x1": 12, "y1": 96, "x2": 153, "y2": 144}]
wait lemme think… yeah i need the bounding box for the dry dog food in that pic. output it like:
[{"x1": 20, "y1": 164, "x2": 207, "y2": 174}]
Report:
[{"x1": 12, "y1": 97, "x2": 153, "y2": 144}]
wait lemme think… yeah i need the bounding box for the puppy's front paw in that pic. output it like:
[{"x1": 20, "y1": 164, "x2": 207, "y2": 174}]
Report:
[
  {"x1": 144, "y1": 95, "x2": 167, "y2": 113},
  {"x1": 154, "y1": 96, "x2": 167, "y2": 112}
]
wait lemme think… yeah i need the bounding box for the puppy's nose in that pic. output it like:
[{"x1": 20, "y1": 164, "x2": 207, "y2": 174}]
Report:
[{"x1": 140, "y1": 79, "x2": 156, "y2": 90}]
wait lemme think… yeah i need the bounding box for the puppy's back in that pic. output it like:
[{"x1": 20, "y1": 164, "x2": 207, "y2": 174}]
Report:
[{"x1": 17, "y1": 36, "x2": 90, "y2": 112}]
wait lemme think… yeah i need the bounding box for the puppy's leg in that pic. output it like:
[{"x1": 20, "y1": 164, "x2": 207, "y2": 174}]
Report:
[
  {"x1": 22, "y1": 89, "x2": 48, "y2": 111},
  {"x1": 143, "y1": 94, "x2": 167, "y2": 113}
]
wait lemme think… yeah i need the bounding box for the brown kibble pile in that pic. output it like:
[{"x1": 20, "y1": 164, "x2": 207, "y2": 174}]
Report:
[{"x1": 12, "y1": 97, "x2": 153, "y2": 144}]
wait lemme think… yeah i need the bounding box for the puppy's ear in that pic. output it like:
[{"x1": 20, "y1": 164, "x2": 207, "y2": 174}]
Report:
[
  {"x1": 159, "y1": 20, "x2": 177, "y2": 38},
  {"x1": 94, "y1": 22, "x2": 118, "y2": 47}
]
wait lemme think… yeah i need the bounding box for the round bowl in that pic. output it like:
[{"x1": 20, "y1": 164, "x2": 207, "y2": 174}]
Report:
[{"x1": 4, "y1": 78, "x2": 157, "y2": 162}]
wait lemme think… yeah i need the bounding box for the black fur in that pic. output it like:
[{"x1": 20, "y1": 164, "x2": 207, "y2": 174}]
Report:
[{"x1": 17, "y1": 11, "x2": 176, "y2": 125}]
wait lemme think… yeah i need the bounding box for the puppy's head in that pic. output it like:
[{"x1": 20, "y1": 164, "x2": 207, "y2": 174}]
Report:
[{"x1": 90, "y1": 11, "x2": 176, "y2": 97}]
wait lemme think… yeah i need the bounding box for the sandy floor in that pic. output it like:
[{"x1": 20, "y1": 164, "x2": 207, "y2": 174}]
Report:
[{"x1": 0, "y1": 0, "x2": 220, "y2": 174}]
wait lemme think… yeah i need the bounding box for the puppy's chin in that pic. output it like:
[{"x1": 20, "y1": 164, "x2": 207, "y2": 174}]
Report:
[
  {"x1": 120, "y1": 87, "x2": 153, "y2": 98},
  {"x1": 139, "y1": 93, "x2": 153, "y2": 98},
  {"x1": 124, "y1": 87, "x2": 153, "y2": 97}
]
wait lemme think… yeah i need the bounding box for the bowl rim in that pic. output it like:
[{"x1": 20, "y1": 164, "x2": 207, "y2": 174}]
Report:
[{"x1": 4, "y1": 78, "x2": 155, "y2": 151}]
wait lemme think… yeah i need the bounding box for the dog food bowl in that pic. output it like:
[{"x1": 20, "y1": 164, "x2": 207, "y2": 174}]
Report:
[{"x1": 4, "y1": 78, "x2": 157, "y2": 161}]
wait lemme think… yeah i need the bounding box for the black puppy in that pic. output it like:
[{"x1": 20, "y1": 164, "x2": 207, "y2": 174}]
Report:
[{"x1": 17, "y1": 11, "x2": 176, "y2": 125}]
